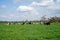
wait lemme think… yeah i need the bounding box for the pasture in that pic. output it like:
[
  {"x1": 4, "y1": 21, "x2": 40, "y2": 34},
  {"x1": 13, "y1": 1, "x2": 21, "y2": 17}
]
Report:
[{"x1": 0, "y1": 23, "x2": 60, "y2": 40}]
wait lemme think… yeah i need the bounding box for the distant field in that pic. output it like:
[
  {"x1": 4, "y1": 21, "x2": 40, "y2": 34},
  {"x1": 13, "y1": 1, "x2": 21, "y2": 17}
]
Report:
[{"x1": 0, "y1": 23, "x2": 60, "y2": 40}]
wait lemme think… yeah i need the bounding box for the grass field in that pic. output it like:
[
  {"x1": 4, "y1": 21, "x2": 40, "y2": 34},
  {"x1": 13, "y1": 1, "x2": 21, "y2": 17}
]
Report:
[{"x1": 0, "y1": 23, "x2": 60, "y2": 40}]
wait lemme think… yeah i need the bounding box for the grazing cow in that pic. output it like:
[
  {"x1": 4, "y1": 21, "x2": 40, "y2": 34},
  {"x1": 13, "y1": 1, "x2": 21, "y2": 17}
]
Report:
[
  {"x1": 21, "y1": 22, "x2": 25, "y2": 25},
  {"x1": 28, "y1": 21, "x2": 32, "y2": 24},
  {"x1": 40, "y1": 22, "x2": 44, "y2": 25},
  {"x1": 6, "y1": 23, "x2": 9, "y2": 25},
  {"x1": 44, "y1": 21, "x2": 50, "y2": 25},
  {"x1": 32, "y1": 22, "x2": 35, "y2": 24},
  {"x1": 36, "y1": 23, "x2": 39, "y2": 24},
  {"x1": 6, "y1": 22, "x2": 11, "y2": 25},
  {"x1": 18, "y1": 23, "x2": 21, "y2": 25},
  {"x1": 11, "y1": 23, "x2": 13, "y2": 24}
]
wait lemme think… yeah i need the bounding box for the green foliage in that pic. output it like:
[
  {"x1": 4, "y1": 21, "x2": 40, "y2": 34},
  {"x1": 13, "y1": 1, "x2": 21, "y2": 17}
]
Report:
[
  {"x1": 0, "y1": 23, "x2": 60, "y2": 40},
  {"x1": 50, "y1": 16, "x2": 60, "y2": 23}
]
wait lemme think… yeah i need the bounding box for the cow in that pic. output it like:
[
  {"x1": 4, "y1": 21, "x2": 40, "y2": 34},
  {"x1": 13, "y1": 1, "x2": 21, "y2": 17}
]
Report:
[
  {"x1": 6, "y1": 22, "x2": 11, "y2": 25},
  {"x1": 44, "y1": 21, "x2": 51, "y2": 25},
  {"x1": 28, "y1": 21, "x2": 32, "y2": 24},
  {"x1": 21, "y1": 22, "x2": 25, "y2": 25}
]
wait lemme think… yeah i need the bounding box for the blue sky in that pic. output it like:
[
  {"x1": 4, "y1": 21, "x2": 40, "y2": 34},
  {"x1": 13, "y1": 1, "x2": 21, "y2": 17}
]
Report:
[{"x1": 0, "y1": 0, "x2": 60, "y2": 21}]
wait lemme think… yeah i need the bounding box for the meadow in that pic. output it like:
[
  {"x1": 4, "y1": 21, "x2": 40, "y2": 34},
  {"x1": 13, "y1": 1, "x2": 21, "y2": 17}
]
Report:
[{"x1": 0, "y1": 23, "x2": 60, "y2": 40}]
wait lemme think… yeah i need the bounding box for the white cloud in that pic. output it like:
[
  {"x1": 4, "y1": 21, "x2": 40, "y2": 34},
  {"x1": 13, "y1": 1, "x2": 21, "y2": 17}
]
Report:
[
  {"x1": 17, "y1": 5, "x2": 40, "y2": 20},
  {"x1": 0, "y1": 15, "x2": 7, "y2": 18},
  {"x1": 1, "y1": 5, "x2": 7, "y2": 8},
  {"x1": 47, "y1": 1, "x2": 60, "y2": 10},
  {"x1": 15, "y1": 0, "x2": 60, "y2": 21},
  {"x1": 17, "y1": 5, "x2": 39, "y2": 15},
  {"x1": 30, "y1": 0, "x2": 60, "y2": 9},
  {"x1": 0, "y1": 14, "x2": 20, "y2": 19},
  {"x1": 17, "y1": 6, "x2": 34, "y2": 11},
  {"x1": 30, "y1": 1, "x2": 52, "y2": 6},
  {"x1": 57, "y1": 0, "x2": 60, "y2": 3},
  {"x1": 0, "y1": 0, "x2": 60, "y2": 21},
  {"x1": 14, "y1": 0, "x2": 60, "y2": 10},
  {"x1": 13, "y1": 0, "x2": 53, "y2": 3}
]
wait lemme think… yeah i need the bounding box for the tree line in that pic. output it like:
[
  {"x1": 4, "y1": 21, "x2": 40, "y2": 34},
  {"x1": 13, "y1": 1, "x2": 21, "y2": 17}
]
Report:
[{"x1": 0, "y1": 16, "x2": 60, "y2": 25}]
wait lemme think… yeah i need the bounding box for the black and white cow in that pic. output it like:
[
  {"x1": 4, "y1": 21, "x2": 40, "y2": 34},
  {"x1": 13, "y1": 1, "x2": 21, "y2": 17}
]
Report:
[{"x1": 44, "y1": 21, "x2": 51, "y2": 25}]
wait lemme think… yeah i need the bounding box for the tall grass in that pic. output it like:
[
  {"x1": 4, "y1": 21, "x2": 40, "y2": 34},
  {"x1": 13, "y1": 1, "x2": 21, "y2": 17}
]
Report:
[{"x1": 0, "y1": 23, "x2": 60, "y2": 40}]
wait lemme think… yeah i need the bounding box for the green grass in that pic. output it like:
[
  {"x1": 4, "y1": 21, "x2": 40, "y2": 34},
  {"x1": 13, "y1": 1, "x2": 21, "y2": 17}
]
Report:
[{"x1": 0, "y1": 23, "x2": 60, "y2": 40}]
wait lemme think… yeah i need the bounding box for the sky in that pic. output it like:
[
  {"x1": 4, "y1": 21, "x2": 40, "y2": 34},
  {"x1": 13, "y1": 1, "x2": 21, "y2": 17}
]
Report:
[{"x1": 0, "y1": 0, "x2": 60, "y2": 21}]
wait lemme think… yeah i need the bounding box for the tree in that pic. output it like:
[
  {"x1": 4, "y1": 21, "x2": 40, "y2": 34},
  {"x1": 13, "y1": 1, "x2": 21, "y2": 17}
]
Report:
[
  {"x1": 41, "y1": 15, "x2": 47, "y2": 22},
  {"x1": 50, "y1": 16, "x2": 60, "y2": 23}
]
